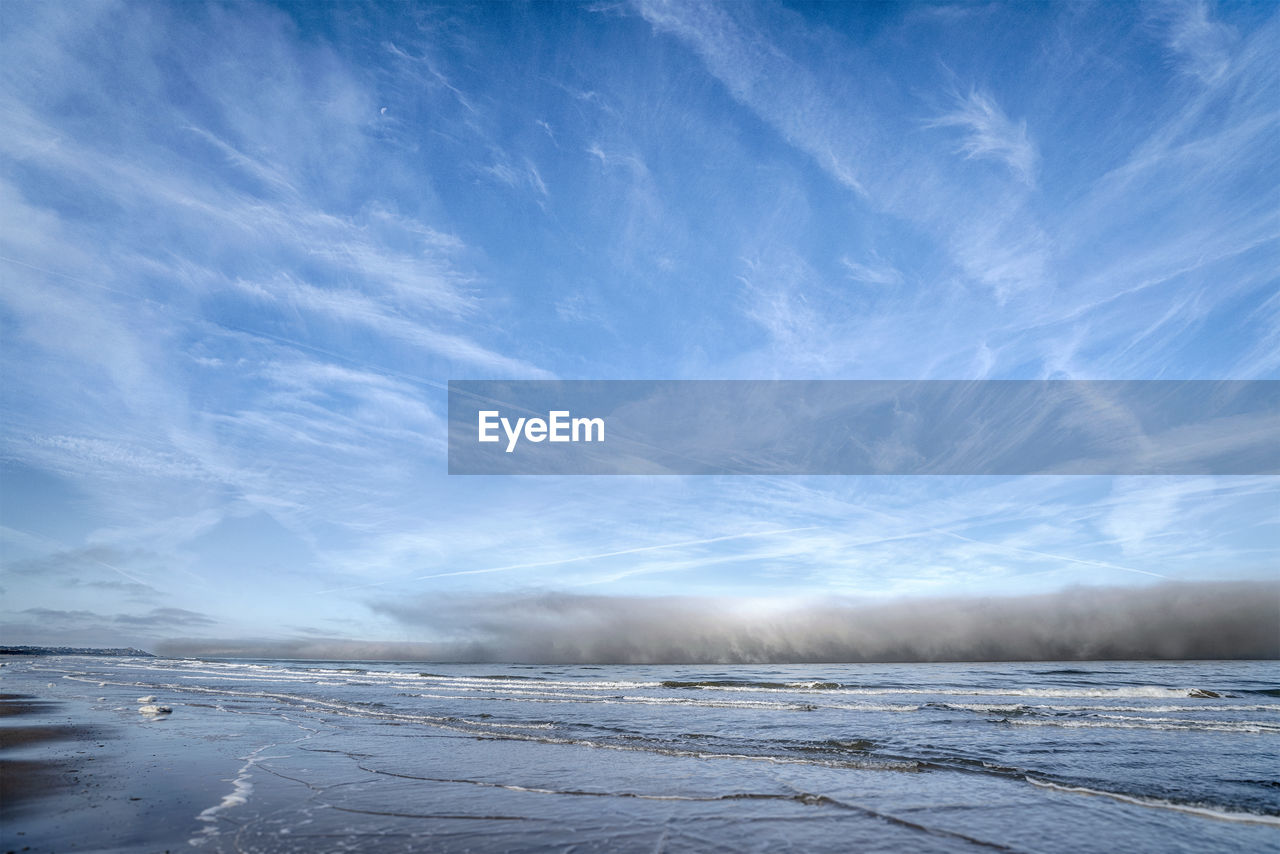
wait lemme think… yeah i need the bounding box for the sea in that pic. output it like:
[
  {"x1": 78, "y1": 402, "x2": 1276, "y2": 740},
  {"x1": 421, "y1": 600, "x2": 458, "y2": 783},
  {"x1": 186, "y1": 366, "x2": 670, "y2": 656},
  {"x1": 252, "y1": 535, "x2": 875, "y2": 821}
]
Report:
[{"x1": 2, "y1": 656, "x2": 1277, "y2": 852}]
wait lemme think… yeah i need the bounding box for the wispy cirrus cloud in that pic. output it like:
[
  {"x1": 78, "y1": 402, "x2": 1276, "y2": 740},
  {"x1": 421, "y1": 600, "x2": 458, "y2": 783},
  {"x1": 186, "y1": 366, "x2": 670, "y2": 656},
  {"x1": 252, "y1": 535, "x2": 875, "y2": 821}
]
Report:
[
  {"x1": 633, "y1": 0, "x2": 1276, "y2": 377},
  {"x1": 1153, "y1": 0, "x2": 1239, "y2": 84},
  {"x1": 228, "y1": 274, "x2": 550, "y2": 379},
  {"x1": 928, "y1": 89, "x2": 1039, "y2": 186},
  {"x1": 0, "y1": 0, "x2": 551, "y2": 581},
  {"x1": 2, "y1": 2, "x2": 1276, "y2": 652},
  {"x1": 633, "y1": 0, "x2": 868, "y2": 195},
  {"x1": 840, "y1": 255, "x2": 903, "y2": 287}
]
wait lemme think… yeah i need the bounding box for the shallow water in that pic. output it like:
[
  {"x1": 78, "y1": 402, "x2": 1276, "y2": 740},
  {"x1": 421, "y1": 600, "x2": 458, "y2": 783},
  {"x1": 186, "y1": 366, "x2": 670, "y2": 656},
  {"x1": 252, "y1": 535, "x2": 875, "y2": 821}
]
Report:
[{"x1": 2, "y1": 656, "x2": 1277, "y2": 852}]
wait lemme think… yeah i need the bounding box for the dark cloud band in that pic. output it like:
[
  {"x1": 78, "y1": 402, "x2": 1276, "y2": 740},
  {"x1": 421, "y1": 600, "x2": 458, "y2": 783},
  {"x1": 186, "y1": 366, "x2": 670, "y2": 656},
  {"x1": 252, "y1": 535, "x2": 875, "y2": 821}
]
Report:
[{"x1": 158, "y1": 581, "x2": 1279, "y2": 663}]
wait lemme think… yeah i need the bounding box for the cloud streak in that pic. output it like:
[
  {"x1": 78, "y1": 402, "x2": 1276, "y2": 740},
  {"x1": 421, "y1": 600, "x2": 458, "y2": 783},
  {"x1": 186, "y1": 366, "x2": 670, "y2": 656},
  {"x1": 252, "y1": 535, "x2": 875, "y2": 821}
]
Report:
[
  {"x1": 2, "y1": 3, "x2": 1276, "y2": 649},
  {"x1": 315, "y1": 525, "x2": 822, "y2": 593}
]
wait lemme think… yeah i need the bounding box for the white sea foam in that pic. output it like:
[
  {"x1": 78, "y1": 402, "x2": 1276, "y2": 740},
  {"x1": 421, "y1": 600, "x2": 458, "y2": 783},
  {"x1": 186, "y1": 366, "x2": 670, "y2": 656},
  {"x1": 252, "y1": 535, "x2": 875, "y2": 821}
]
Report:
[
  {"x1": 457, "y1": 718, "x2": 556, "y2": 730},
  {"x1": 189, "y1": 745, "x2": 275, "y2": 847},
  {"x1": 1006, "y1": 717, "x2": 1277, "y2": 734},
  {"x1": 113, "y1": 661, "x2": 1259, "y2": 709},
  {"x1": 1092, "y1": 712, "x2": 1280, "y2": 729},
  {"x1": 1025, "y1": 777, "x2": 1280, "y2": 825}
]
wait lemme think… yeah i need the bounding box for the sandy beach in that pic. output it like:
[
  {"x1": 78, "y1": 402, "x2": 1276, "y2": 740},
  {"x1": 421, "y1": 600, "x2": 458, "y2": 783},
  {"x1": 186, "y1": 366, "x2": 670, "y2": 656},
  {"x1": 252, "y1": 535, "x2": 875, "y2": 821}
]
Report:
[
  {"x1": 1, "y1": 673, "x2": 286, "y2": 854},
  {"x1": 1, "y1": 693, "x2": 107, "y2": 821}
]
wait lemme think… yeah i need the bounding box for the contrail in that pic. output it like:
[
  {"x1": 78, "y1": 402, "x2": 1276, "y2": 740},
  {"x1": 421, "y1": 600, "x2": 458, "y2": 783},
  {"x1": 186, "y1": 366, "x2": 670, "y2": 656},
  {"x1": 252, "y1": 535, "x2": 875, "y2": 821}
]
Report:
[
  {"x1": 936, "y1": 529, "x2": 1169, "y2": 579},
  {"x1": 749, "y1": 479, "x2": 1170, "y2": 580},
  {"x1": 312, "y1": 526, "x2": 822, "y2": 594},
  {"x1": 0, "y1": 524, "x2": 154, "y2": 587}
]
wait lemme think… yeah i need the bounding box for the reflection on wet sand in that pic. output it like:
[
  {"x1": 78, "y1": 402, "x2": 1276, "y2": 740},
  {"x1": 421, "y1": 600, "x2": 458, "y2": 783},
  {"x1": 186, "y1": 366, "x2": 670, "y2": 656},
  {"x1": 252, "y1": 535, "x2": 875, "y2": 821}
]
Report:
[{"x1": 0, "y1": 693, "x2": 112, "y2": 814}]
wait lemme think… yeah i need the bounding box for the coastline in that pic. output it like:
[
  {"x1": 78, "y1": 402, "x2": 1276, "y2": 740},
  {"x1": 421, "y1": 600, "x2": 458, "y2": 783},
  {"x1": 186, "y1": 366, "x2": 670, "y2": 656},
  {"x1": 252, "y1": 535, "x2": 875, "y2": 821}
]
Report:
[{"x1": 3, "y1": 655, "x2": 1277, "y2": 853}]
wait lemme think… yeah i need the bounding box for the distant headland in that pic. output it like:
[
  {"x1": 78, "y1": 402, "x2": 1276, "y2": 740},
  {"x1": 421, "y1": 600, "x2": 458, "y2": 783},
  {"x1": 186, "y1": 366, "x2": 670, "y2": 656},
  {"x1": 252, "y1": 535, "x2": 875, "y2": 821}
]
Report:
[{"x1": 0, "y1": 645, "x2": 154, "y2": 657}]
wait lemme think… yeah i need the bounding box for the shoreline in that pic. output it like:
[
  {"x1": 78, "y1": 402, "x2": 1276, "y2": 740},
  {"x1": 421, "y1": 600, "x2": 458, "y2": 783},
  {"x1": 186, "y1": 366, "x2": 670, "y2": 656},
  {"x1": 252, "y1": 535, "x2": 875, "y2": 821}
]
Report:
[
  {"x1": 0, "y1": 685, "x2": 256, "y2": 853},
  {"x1": 3, "y1": 657, "x2": 1276, "y2": 853}
]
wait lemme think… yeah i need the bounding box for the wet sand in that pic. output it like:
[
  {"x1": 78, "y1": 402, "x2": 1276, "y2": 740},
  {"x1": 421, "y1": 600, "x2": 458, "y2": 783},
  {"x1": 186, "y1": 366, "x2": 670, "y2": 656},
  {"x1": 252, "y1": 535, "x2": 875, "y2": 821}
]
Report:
[
  {"x1": 0, "y1": 694, "x2": 112, "y2": 813},
  {"x1": 0, "y1": 685, "x2": 228, "y2": 854},
  {"x1": 0, "y1": 692, "x2": 119, "y2": 853}
]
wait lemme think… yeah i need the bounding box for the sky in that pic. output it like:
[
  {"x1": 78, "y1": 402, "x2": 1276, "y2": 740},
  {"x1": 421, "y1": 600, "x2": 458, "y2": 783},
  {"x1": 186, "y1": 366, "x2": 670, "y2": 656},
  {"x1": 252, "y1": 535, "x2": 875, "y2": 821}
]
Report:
[{"x1": 0, "y1": 0, "x2": 1277, "y2": 659}]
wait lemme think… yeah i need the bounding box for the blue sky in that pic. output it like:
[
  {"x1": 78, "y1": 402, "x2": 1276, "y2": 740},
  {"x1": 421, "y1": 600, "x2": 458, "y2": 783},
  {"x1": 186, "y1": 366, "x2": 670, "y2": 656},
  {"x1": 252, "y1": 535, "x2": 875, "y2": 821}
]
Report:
[{"x1": 1, "y1": 1, "x2": 1277, "y2": 652}]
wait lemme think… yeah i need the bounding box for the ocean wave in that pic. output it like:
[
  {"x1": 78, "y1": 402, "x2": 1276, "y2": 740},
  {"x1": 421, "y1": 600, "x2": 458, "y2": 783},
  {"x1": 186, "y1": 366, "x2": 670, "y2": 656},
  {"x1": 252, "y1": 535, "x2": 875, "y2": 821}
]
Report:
[
  {"x1": 659, "y1": 679, "x2": 842, "y2": 690},
  {"x1": 1035, "y1": 668, "x2": 1097, "y2": 675},
  {"x1": 1024, "y1": 777, "x2": 1280, "y2": 825},
  {"x1": 94, "y1": 661, "x2": 1280, "y2": 711},
  {"x1": 1002, "y1": 717, "x2": 1278, "y2": 734}
]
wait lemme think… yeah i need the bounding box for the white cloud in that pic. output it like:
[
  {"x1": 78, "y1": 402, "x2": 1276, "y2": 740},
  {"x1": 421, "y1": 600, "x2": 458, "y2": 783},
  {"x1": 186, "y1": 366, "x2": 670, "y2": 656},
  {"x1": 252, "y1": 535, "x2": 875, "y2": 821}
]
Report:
[
  {"x1": 840, "y1": 256, "x2": 903, "y2": 286},
  {"x1": 928, "y1": 89, "x2": 1039, "y2": 187},
  {"x1": 1155, "y1": 0, "x2": 1238, "y2": 84},
  {"x1": 634, "y1": 0, "x2": 867, "y2": 195}
]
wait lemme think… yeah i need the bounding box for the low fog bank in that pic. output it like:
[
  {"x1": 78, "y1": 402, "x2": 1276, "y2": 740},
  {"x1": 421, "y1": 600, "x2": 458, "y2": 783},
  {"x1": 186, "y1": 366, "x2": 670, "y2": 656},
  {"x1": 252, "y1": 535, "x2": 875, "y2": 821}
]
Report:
[
  {"x1": 154, "y1": 638, "x2": 447, "y2": 661},
  {"x1": 157, "y1": 581, "x2": 1279, "y2": 663}
]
